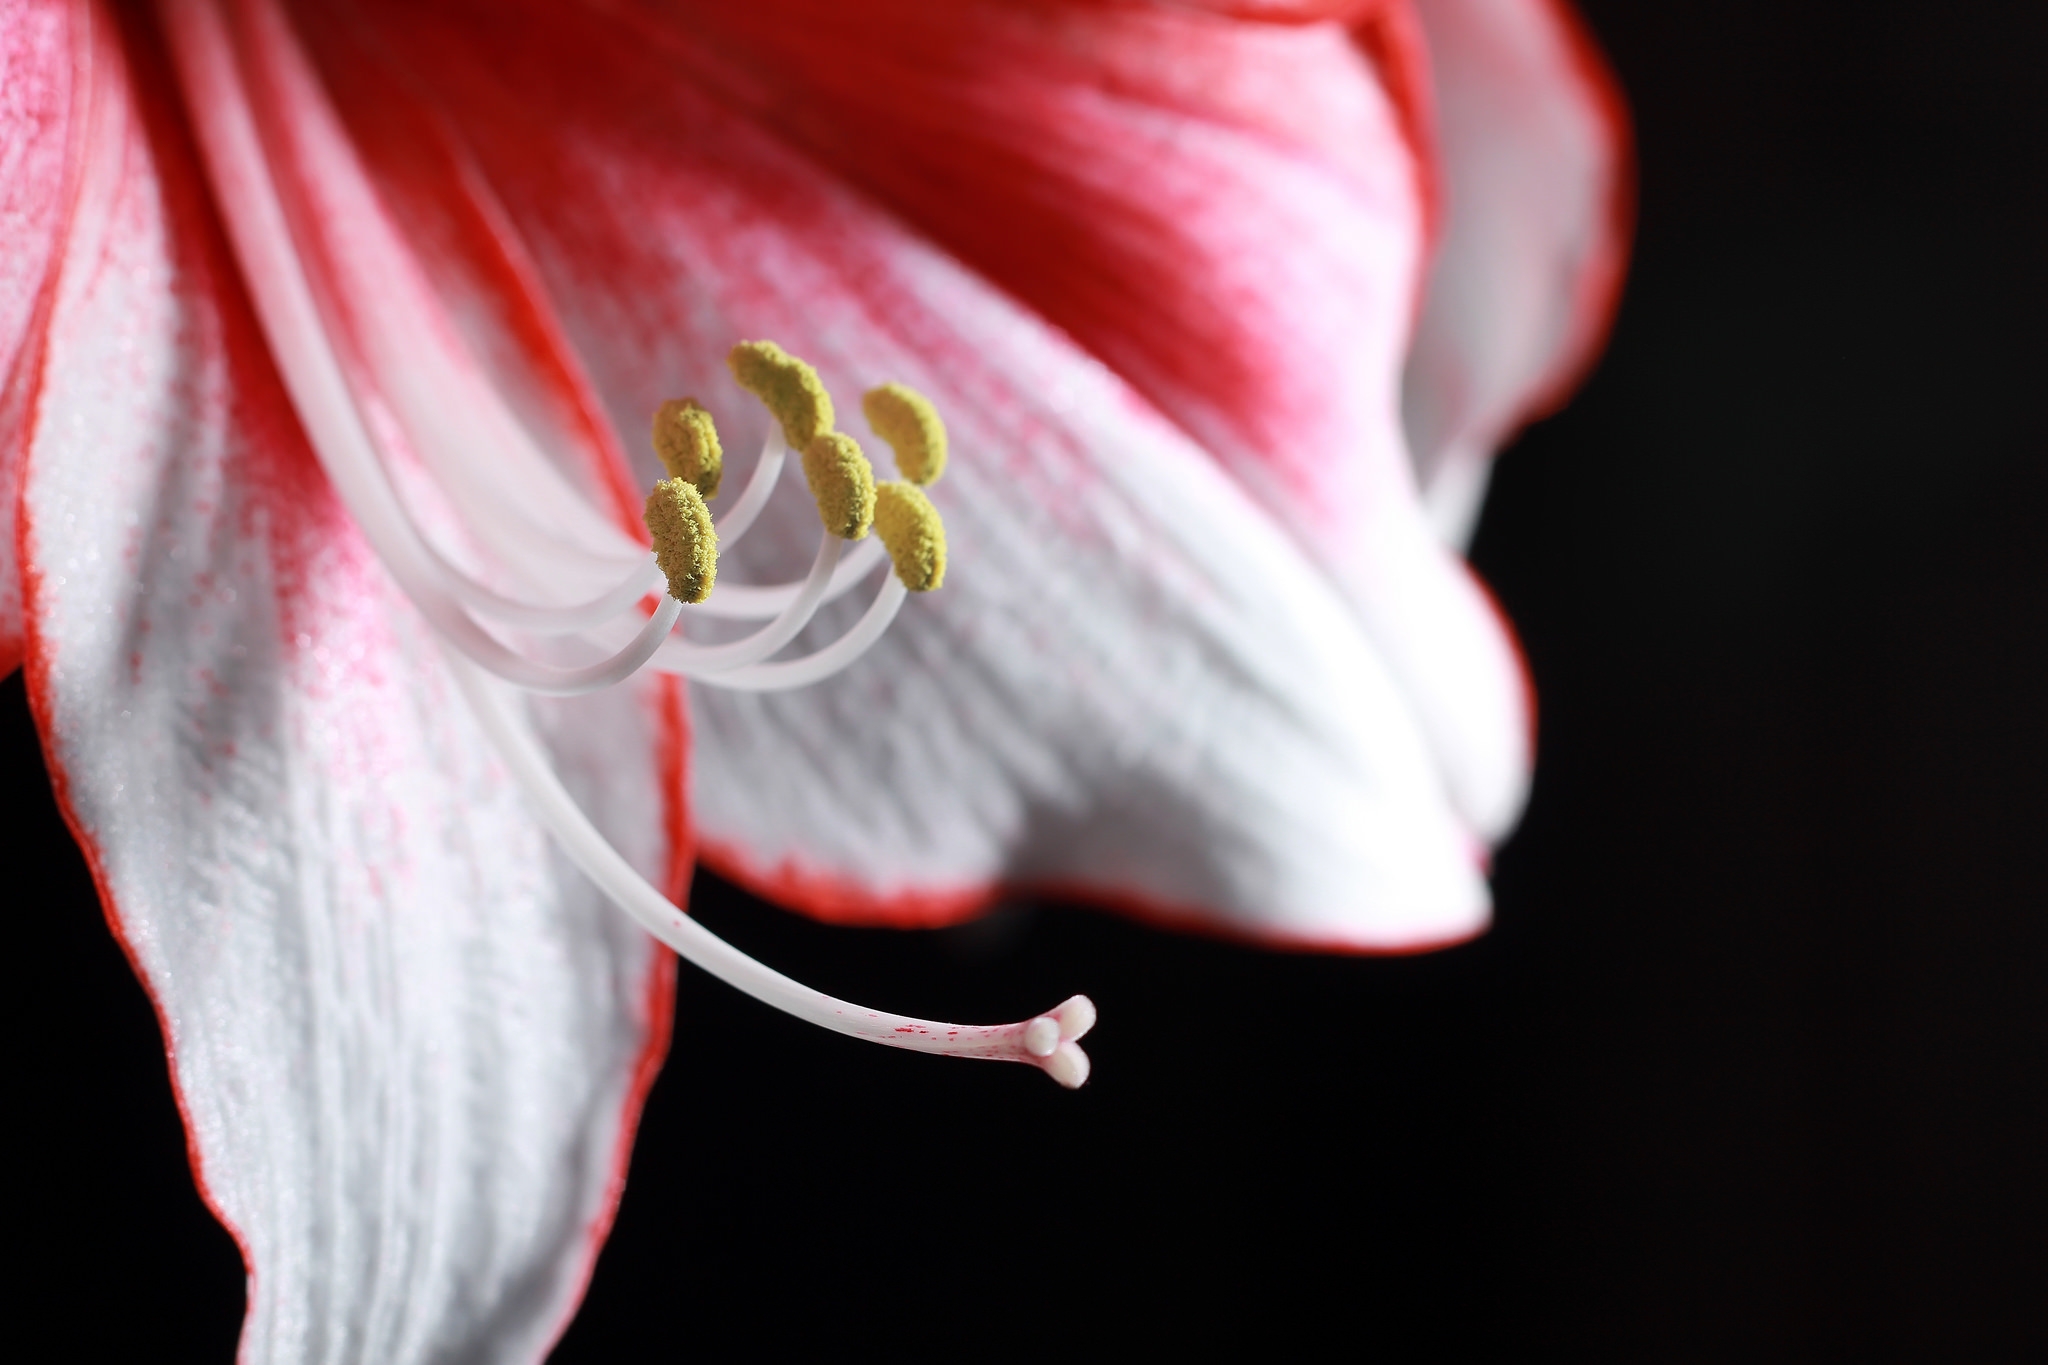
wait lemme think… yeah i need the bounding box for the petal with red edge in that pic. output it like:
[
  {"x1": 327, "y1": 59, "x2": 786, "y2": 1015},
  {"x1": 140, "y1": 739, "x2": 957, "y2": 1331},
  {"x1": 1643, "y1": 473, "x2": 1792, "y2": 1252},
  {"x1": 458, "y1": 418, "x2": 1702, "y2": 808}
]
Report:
[
  {"x1": 21, "y1": 9, "x2": 676, "y2": 1360},
  {"x1": 1399, "y1": 0, "x2": 1633, "y2": 546},
  {"x1": 0, "y1": 0, "x2": 81, "y2": 678},
  {"x1": 297, "y1": 0, "x2": 1489, "y2": 948}
]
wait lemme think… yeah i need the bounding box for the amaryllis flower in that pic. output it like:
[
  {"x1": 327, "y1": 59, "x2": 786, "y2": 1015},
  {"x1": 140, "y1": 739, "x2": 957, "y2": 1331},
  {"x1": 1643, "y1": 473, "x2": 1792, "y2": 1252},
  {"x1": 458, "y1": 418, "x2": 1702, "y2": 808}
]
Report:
[{"x1": 1, "y1": 0, "x2": 1627, "y2": 1359}]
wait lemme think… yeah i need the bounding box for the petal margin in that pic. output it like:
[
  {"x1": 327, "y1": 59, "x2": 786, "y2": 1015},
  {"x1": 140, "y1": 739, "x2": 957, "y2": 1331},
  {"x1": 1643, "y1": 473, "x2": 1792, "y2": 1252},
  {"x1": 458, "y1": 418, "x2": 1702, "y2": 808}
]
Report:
[
  {"x1": 1400, "y1": 0, "x2": 1633, "y2": 546},
  {"x1": 296, "y1": 0, "x2": 1491, "y2": 949},
  {"x1": 22, "y1": 7, "x2": 678, "y2": 1360}
]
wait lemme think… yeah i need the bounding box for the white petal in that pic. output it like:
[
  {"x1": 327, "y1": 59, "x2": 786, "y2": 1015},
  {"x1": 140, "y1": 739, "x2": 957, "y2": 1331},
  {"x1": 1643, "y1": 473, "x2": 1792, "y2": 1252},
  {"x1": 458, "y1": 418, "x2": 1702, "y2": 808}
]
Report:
[{"x1": 19, "y1": 15, "x2": 674, "y2": 1360}]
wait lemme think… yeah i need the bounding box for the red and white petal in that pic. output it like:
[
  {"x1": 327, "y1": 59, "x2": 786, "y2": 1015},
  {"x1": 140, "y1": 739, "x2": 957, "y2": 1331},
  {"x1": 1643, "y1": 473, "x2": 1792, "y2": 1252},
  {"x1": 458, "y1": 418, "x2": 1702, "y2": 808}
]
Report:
[
  {"x1": 581, "y1": 0, "x2": 1530, "y2": 842},
  {"x1": 294, "y1": 0, "x2": 1488, "y2": 948},
  {"x1": 0, "y1": 0, "x2": 81, "y2": 677},
  {"x1": 1400, "y1": 0, "x2": 1632, "y2": 546},
  {"x1": 20, "y1": 9, "x2": 675, "y2": 1361}
]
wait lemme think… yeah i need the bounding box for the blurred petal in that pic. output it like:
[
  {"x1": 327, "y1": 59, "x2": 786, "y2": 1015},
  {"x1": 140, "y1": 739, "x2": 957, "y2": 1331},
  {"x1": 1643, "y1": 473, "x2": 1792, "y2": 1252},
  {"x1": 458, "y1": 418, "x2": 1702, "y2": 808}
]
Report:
[
  {"x1": 1401, "y1": 0, "x2": 1633, "y2": 546},
  {"x1": 297, "y1": 0, "x2": 1489, "y2": 947},
  {"x1": 0, "y1": 0, "x2": 80, "y2": 677},
  {"x1": 21, "y1": 7, "x2": 677, "y2": 1359}
]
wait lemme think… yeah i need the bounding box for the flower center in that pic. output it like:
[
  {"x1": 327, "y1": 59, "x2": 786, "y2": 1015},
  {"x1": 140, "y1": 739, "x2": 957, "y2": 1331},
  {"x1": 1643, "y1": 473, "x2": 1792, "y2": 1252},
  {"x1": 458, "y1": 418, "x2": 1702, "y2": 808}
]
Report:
[
  {"x1": 454, "y1": 346, "x2": 1094, "y2": 1086},
  {"x1": 164, "y1": 0, "x2": 1093, "y2": 1086}
]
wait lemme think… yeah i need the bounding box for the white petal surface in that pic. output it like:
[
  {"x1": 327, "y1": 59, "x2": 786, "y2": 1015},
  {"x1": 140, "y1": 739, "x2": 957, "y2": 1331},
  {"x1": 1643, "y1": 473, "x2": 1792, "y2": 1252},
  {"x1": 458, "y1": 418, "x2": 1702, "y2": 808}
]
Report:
[
  {"x1": 20, "y1": 8, "x2": 676, "y2": 1360},
  {"x1": 1403, "y1": 0, "x2": 1632, "y2": 547}
]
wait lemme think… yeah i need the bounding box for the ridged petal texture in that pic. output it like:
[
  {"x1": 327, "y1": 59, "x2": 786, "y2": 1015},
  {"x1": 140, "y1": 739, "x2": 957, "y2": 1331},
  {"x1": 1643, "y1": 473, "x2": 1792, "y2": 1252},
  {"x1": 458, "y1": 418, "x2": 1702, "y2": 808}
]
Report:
[
  {"x1": 16, "y1": 6, "x2": 676, "y2": 1360},
  {"x1": 1403, "y1": 0, "x2": 1632, "y2": 546},
  {"x1": 283, "y1": 0, "x2": 1504, "y2": 946}
]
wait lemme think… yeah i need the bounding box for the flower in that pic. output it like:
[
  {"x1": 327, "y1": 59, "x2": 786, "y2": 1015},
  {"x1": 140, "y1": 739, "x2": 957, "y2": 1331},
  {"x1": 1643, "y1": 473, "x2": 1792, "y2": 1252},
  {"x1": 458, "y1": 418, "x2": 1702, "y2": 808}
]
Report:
[{"x1": 0, "y1": 0, "x2": 1627, "y2": 1359}]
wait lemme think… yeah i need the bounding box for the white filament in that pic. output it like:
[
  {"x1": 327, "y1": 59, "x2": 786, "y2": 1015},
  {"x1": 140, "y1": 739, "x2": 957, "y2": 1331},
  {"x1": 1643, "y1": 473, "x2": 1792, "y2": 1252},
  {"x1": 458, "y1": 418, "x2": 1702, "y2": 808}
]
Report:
[
  {"x1": 689, "y1": 536, "x2": 887, "y2": 621},
  {"x1": 647, "y1": 533, "x2": 841, "y2": 675},
  {"x1": 706, "y1": 576, "x2": 908, "y2": 692},
  {"x1": 708, "y1": 431, "x2": 784, "y2": 548},
  {"x1": 446, "y1": 551, "x2": 663, "y2": 634},
  {"x1": 450, "y1": 596, "x2": 684, "y2": 697}
]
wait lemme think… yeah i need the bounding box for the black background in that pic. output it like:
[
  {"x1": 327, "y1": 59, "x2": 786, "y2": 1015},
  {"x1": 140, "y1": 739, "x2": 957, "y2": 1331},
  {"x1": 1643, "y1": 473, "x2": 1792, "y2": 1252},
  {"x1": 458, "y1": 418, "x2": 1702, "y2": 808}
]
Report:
[{"x1": 9, "y1": 1, "x2": 2046, "y2": 1359}]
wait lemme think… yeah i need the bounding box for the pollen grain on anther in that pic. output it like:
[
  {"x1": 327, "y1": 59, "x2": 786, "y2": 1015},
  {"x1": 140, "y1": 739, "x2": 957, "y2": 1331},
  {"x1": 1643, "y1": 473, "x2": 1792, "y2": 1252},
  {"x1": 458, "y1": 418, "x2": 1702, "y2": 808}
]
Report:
[
  {"x1": 729, "y1": 339, "x2": 834, "y2": 449},
  {"x1": 644, "y1": 477, "x2": 718, "y2": 604},
  {"x1": 862, "y1": 382, "x2": 947, "y2": 485},
  {"x1": 652, "y1": 397, "x2": 724, "y2": 499},
  {"x1": 802, "y1": 431, "x2": 878, "y2": 540},
  {"x1": 873, "y1": 481, "x2": 946, "y2": 591}
]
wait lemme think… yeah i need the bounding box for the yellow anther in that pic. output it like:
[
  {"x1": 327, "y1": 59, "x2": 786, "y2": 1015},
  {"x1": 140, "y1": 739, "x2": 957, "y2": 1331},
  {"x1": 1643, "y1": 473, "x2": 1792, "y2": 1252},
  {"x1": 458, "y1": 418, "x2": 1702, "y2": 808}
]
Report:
[
  {"x1": 728, "y1": 340, "x2": 834, "y2": 451},
  {"x1": 861, "y1": 382, "x2": 947, "y2": 486},
  {"x1": 650, "y1": 398, "x2": 724, "y2": 500},
  {"x1": 644, "y1": 478, "x2": 718, "y2": 604},
  {"x1": 802, "y1": 431, "x2": 877, "y2": 540},
  {"x1": 873, "y1": 481, "x2": 946, "y2": 592}
]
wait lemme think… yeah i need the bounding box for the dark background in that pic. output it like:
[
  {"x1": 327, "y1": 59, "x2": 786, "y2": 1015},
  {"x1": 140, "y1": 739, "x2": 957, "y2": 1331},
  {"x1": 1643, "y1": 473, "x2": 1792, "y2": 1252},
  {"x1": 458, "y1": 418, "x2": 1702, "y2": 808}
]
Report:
[{"x1": 9, "y1": 1, "x2": 2045, "y2": 1358}]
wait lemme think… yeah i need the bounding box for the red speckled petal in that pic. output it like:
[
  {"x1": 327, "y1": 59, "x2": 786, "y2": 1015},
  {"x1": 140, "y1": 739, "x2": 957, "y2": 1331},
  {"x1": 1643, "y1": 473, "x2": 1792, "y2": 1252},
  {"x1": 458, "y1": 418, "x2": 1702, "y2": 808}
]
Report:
[
  {"x1": 292, "y1": 0, "x2": 1491, "y2": 947},
  {"x1": 20, "y1": 6, "x2": 677, "y2": 1360},
  {"x1": 1400, "y1": 0, "x2": 1633, "y2": 545},
  {"x1": 0, "y1": 0, "x2": 80, "y2": 679}
]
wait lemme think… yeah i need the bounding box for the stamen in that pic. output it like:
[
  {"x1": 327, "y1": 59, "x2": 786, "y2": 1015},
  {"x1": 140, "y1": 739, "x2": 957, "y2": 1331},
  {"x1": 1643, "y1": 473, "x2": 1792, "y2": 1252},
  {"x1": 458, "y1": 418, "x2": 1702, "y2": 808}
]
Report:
[
  {"x1": 729, "y1": 339, "x2": 833, "y2": 450},
  {"x1": 872, "y1": 482, "x2": 947, "y2": 591},
  {"x1": 862, "y1": 382, "x2": 947, "y2": 485},
  {"x1": 645, "y1": 478, "x2": 718, "y2": 604},
  {"x1": 803, "y1": 431, "x2": 877, "y2": 540},
  {"x1": 450, "y1": 652, "x2": 1096, "y2": 1086},
  {"x1": 651, "y1": 398, "x2": 724, "y2": 499}
]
